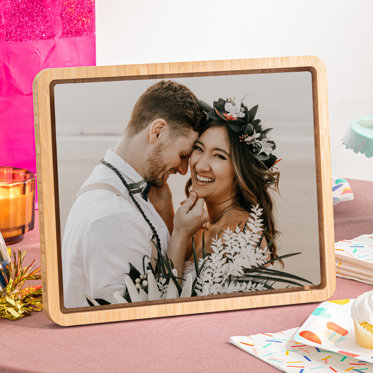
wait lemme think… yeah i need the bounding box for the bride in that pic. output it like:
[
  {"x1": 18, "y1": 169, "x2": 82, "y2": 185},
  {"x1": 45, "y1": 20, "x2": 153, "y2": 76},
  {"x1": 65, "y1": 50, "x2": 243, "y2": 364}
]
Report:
[
  {"x1": 182, "y1": 98, "x2": 280, "y2": 264},
  {"x1": 112, "y1": 97, "x2": 283, "y2": 301},
  {"x1": 145, "y1": 97, "x2": 282, "y2": 297}
]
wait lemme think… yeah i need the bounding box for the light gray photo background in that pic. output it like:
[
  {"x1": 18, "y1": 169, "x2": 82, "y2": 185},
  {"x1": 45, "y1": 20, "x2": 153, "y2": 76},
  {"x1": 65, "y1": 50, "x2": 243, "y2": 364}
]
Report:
[{"x1": 54, "y1": 71, "x2": 321, "y2": 286}]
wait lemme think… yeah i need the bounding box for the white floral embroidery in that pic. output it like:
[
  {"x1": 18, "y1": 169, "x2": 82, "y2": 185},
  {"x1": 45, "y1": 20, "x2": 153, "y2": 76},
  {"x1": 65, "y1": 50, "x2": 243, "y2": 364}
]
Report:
[{"x1": 193, "y1": 205, "x2": 269, "y2": 296}]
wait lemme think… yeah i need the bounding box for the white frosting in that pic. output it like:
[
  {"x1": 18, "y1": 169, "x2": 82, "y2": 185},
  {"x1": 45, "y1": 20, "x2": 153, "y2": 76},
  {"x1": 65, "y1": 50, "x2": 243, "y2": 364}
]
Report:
[{"x1": 351, "y1": 290, "x2": 373, "y2": 324}]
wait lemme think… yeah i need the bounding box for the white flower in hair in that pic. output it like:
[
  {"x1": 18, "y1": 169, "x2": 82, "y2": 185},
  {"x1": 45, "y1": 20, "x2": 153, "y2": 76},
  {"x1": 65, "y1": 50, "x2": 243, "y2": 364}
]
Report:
[
  {"x1": 224, "y1": 98, "x2": 245, "y2": 120},
  {"x1": 258, "y1": 137, "x2": 275, "y2": 156},
  {"x1": 243, "y1": 131, "x2": 261, "y2": 145}
]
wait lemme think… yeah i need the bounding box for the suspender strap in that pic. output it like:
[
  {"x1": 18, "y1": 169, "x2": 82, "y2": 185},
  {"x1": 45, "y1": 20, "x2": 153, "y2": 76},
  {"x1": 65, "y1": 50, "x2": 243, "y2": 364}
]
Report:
[{"x1": 76, "y1": 183, "x2": 127, "y2": 199}]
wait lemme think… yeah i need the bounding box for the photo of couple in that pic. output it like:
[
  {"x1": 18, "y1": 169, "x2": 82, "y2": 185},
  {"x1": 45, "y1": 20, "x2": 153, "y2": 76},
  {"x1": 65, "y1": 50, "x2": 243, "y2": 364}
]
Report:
[{"x1": 57, "y1": 74, "x2": 320, "y2": 308}]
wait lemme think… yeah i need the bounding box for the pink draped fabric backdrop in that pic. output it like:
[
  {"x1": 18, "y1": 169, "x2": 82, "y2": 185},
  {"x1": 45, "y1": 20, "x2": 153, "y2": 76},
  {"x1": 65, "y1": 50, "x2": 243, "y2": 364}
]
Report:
[{"x1": 0, "y1": 0, "x2": 96, "y2": 185}]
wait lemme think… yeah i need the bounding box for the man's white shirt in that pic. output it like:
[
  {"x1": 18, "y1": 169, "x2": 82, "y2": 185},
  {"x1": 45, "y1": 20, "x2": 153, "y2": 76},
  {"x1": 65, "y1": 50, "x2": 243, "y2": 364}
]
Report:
[{"x1": 62, "y1": 149, "x2": 170, "y2": 308}]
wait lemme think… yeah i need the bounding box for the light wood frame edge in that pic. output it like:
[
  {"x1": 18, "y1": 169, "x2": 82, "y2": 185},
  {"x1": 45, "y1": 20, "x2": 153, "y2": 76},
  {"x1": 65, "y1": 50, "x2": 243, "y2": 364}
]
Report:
[{"x1": 33, "y1": 56, "x2": 335, "y2": 326}]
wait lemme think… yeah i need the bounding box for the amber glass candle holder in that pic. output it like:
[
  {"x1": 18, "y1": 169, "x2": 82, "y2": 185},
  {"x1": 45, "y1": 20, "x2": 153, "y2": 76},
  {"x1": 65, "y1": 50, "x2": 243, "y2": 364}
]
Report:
[{"x1": 0, "y1": 167, "x2": 36, "y2": 244}]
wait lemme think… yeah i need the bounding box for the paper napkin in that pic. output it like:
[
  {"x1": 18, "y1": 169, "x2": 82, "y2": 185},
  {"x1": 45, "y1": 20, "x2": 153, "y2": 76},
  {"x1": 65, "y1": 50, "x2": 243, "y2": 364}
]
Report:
[
  {"x1": 332, "y1": 178, "x2": 354, "y2": 205},
  {"x1": 230, "y1": 327, "x2": 373, "y2": 372},
  {"x1": 293, "y1": 299, "x2": 373, "y2": 364},
  {"x1": 335, "y1": 234, "x2": 373, "y2": 284}
]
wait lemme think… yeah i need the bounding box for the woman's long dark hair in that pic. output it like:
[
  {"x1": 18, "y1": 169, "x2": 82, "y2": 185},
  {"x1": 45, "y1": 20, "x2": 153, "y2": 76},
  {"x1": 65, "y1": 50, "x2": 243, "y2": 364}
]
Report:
[{"x1": 185, "y1": 120, "x2": 280, "y2": 260}]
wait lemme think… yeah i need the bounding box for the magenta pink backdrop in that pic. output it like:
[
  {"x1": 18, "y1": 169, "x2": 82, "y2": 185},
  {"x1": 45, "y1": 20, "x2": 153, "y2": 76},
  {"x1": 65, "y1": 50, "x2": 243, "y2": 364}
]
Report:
[{"x1": 0, "y1": 0, "x2": 96, "y2": 175}]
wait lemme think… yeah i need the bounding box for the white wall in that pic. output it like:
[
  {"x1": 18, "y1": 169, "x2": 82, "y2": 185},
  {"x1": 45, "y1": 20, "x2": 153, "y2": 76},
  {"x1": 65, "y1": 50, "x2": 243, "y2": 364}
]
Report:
[{"x1": 96, "y1": 0, "x2": 373, "y2": 180}]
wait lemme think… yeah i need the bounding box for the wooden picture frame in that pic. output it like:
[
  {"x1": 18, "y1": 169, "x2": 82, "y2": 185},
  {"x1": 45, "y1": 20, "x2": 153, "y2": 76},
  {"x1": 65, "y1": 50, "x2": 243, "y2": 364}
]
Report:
[{"x1": 33, "y1": 56, "x2": 335, "y2": 326}]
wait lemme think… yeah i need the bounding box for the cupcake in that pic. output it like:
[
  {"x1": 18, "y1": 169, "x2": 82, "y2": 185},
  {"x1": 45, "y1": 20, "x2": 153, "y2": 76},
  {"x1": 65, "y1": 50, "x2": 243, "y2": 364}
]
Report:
[{"x1": 351, "y1": 290, "x2": 373, "y2": 349}]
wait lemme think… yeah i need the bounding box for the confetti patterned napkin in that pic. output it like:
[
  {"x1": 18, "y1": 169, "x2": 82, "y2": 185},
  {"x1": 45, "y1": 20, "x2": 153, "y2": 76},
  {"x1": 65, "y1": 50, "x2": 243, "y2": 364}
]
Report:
[
  {"x1": 294, "y1": 299, "x2": 373, "y2": 364},
  {"x1": 332, "y1": 178, "x2": 354, "y2": 205},
  {"x1": 335, "y1": 234, "x2": 373, "y2": 285},
  {"x1": 230, "y1": 327, "x2": 373, "y2": 372}
]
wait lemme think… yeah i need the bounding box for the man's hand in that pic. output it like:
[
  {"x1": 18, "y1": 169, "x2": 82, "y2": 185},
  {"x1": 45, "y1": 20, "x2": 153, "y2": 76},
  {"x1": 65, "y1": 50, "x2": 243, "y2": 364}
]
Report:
[{"x1": 173, "y1": 192, "x2": 208, "y2": 239}]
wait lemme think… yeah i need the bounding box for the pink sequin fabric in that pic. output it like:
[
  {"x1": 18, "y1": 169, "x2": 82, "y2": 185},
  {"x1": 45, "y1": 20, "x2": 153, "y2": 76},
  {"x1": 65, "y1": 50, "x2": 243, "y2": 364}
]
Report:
[
  {"x1": 1, "y1": 0, "x2": 95, "y2": 42},
  {"x1": 0, "y1": 0, "x2": 96, "y2": 177}
]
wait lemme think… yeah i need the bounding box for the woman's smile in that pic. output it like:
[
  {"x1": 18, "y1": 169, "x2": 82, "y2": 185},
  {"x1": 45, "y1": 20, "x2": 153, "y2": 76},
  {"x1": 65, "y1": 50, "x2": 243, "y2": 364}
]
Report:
[
  {"x1": 195, "y1": 173, "x2": 215, "y2": 184},
  {"x1": 190, "y1": 126, "x2": 235, "y2": 201}
]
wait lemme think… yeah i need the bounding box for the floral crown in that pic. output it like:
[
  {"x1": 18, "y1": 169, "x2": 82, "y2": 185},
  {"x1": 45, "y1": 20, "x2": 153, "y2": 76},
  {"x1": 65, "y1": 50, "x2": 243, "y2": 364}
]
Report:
[{"x1": 197, "y1": 97, "x2": 279, "y2": 169}]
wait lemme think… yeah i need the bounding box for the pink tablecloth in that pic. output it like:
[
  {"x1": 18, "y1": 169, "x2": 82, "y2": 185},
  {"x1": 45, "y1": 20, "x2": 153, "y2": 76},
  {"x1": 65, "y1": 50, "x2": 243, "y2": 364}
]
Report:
[
  {"x1": 334, "y1": 178, "x2": 373, "y2": 241},
  {"x1": 1, "y1": 179, "x2": 372, "y2": 373}
]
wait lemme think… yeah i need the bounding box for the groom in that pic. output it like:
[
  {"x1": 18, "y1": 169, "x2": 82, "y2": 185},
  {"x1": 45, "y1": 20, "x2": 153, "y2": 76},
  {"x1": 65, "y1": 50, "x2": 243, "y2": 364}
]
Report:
[{"x1": 62, "y1": 80, "x2": 208, "y2": 308}]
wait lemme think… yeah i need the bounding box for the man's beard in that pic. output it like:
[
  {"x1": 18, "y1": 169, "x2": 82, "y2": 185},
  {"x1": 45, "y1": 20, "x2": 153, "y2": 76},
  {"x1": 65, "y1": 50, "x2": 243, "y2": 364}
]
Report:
[{"x1": 145, "y1": 143, "x2": 168, "y2": 187}]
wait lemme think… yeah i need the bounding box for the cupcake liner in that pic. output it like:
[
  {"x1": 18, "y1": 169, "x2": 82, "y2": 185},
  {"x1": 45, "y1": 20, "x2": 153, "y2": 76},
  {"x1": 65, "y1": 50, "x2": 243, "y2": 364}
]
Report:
[{"x1": 354, "y1": 320, "x2": 373, "y2": 349}]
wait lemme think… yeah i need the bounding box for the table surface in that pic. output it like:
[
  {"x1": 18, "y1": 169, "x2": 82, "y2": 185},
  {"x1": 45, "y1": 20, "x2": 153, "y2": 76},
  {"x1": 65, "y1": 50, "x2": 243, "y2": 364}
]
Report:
[{"x1": 1, "y1": 179, "x2": 372, "y2": 373}]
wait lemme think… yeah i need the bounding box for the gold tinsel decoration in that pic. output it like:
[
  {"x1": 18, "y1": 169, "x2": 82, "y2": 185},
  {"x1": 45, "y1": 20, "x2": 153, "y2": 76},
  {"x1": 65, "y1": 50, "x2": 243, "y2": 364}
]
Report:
[{"x1": 0, "y1": 250, "x2": 43, "y2": 320}]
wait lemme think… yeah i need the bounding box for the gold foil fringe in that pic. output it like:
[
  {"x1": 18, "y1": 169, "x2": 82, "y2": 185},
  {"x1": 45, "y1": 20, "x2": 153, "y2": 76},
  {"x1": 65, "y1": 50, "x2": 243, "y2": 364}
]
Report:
[{"x1": 0, "y1": 250, "x2": 42, "y2": 320}]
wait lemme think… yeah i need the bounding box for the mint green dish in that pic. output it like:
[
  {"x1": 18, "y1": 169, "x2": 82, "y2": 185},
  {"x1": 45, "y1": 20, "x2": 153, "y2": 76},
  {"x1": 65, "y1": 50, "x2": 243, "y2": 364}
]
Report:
[{"x1": 342, "y1": 114, "x2": 373, "y2": 158}]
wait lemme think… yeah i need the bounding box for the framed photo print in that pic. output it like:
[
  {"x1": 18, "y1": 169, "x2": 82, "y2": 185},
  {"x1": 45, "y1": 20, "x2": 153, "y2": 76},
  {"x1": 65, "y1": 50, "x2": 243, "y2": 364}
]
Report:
[{"x1": 33, "y1": 56, "x2": 335, "y2": 326}]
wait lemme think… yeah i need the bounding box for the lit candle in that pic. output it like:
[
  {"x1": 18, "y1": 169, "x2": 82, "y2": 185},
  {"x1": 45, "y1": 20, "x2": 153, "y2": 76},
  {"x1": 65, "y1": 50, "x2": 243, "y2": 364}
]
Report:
[{"x1": 0, "y1": 167, "x2": 35, "y2": 244}]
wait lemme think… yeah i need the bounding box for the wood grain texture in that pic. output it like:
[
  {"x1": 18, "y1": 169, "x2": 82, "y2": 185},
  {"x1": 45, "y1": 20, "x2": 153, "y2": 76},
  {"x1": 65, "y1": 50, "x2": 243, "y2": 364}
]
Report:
[{"x1": 33, "y1": 56, "x2": 335, "y2": 326}]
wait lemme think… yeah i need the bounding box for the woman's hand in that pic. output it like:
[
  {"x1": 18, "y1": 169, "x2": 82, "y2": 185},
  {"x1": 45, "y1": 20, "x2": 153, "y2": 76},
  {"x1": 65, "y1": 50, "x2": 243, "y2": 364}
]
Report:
[{"x1": 167, "y1": 192, "x2": 208, "y2": 279}]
